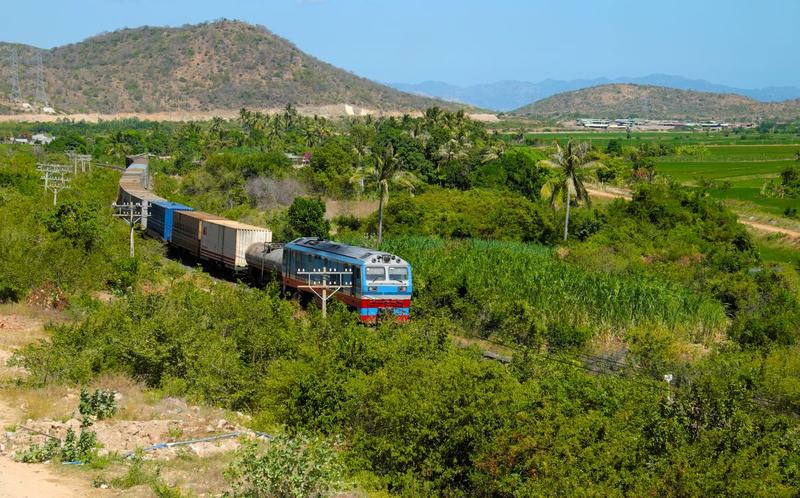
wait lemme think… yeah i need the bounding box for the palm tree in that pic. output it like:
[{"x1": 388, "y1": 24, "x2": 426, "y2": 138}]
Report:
[
  {"x1": 367, "y1": 142, "x2": 419, "y2": 244},
  {"x1": 541, "y1": 140, "x2": 597, "y2": 241}
]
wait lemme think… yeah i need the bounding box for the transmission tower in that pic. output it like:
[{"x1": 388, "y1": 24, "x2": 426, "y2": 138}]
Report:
[
  {"x1": 8, "y1": 49, "x2": 21, "y2": 102},
  {"x1": 33, "y1": 52, "x2": 48, "y2": 106}
]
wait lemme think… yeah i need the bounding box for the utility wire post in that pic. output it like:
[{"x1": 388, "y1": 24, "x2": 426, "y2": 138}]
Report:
[
  {"x1": 297, "y1": 267, "x2": 354, "y2": 318},
  {"x1": 36, "y1": 163, "x2": 72, "y2": 205},
  {"x1": 66, "y1": 151, "x2": 92, "y2": 174},
  {"x1": 112, "y1": 201, "x2": 149, "y2": 258}
]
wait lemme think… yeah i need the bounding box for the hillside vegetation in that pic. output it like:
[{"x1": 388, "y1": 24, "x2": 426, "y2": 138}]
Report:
[
  {"x1": 2, "y1": 113, "x2": 800, "y2": 495},
  {"x1": 513, "y1": 83, "x2": 800, "y2": 120},
  {"x1": 0, "y1": 20, "x2": 451, "y2": 114}
]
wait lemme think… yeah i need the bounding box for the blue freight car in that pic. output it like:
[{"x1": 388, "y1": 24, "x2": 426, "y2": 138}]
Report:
[{"x1": 146, "y1": 200, "x2": 194, "y2": 242}]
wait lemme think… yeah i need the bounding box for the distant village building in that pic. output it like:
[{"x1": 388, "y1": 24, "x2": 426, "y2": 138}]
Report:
[
  {"x1": 285, "y1": 152, "x2": 311, "y2": 169},
  {"x1": 31, "y1": 133, "x2": 54, "y2": 145},
  {"x1": 576, "y1": 117, "x2": 735, "y2": 131}
]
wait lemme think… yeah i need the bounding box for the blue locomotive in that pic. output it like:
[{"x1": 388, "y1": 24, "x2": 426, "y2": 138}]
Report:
[{"x1": 245, "y1": 237, "x2": 412, "y2": 322}]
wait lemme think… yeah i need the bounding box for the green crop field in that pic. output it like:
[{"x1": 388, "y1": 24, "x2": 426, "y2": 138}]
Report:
[
  {"x1": 513, "y1": 130, "x2": 800, "y2": 148},
  {"x1": 655, "y1": 145, "x2": 800, "y2": 215}
]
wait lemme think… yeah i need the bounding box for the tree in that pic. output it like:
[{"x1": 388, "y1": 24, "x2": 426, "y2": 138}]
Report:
[
  {"x1": 287, "y1": 197, "x2": 330, "y2": 240},
  {"x1": 605, "y1": 139, "x2": 622, "y2": 156},
  {"x1": 541, "y1": 140, "x2": 596, "y2": 241},
  {"x1": 368, "y1": 142, "x2": 419, "y2": 244}
]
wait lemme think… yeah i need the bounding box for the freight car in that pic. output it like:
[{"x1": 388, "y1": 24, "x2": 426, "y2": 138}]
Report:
[{"x1": 115, "y1": 159, "x2": 412, "y2": 321}]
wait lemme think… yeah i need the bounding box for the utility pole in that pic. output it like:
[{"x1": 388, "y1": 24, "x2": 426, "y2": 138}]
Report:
[
  {"x1": 66, "y1": 151, "x2": 92, "y2": 173},
  {"x1": 112, "y1": 201, "x2": 148, "y2": 258},
  {"x1": 9, "y1": 49, "x2": 21, "y2": 102},
  {"x1": 297, "y1": 266, "x2": 353, "y2": 318},
  {"x1": 36, "y1": 163, "x2": 72, "y2": 205}
]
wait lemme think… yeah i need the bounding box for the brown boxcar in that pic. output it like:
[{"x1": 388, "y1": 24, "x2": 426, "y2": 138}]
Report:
[{"x1": 172, "y1": 211, "x2": 226, "y2": 258}]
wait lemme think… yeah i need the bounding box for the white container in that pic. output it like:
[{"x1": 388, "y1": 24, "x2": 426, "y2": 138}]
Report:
[{"x1": 200, "y1": 219, "x2": 272, "y2": 269}]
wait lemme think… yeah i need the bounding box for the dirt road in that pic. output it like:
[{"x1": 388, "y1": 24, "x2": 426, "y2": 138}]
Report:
[
  {"x1": 585, "y1": 186, "x2": 799, "y2": 240},
  {"x1": 739, "y1": 220, "x2": 800, "y2": 239},
  {"x1": 0, "y1": 314, "x2": 100, "y2": 498}
]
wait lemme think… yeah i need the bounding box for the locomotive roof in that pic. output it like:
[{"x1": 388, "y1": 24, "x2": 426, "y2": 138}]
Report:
[{"x1": 288, "y1": 237, "x2": 403, "y2": 263}]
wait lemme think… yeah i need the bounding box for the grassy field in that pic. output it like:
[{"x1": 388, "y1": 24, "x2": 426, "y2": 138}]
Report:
[
  {"x1": 654, "y1": 145, "x2": 800, "y2": 215},
  {"x1": 511, "y1": 130, "x2": 800, "y2": 148}
]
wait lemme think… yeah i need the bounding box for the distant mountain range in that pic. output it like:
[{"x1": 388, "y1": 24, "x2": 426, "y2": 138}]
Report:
[
  {"x1": 389, "y1": 74, "x2": 800, "y2": 112},
  {"x1": 512, "y1": 84, "x2": 800, "y2": 121},
  {"x1": 0, "y1": 20, "x2": 453, "y2": 114}
]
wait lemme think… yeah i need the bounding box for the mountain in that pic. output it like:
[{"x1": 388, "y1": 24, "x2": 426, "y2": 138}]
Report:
[
  {"x1": 0, "y1": 20, "x2": 456, "y2": 114},
  {"x1": 390, "y1": 75, "x2": 800, "y2": 112},
  {"x1": 511, "y1": 84, "x2": 800, "y2": 120}
]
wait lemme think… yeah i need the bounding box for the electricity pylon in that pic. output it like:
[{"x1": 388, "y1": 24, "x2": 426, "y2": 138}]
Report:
[
  {"x1": 33, "y1": 52, "x2": 48, "y2": 107},
  {"x1": 9, "y1": 49, "x2": 21, "y2": 102}
]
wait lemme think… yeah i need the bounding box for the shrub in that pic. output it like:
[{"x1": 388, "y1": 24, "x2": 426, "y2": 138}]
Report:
[
  {"x1": 44, "y1": 199, "x2": 103, "y2": 251},
  {"x1": 15, "y1": 438, "x2": 60, "y2": 463},
  {"x1": 227, "y1": 434, "x2": 343, "y2": 498},
  {"x1": 79, "y1": 388, "x2": 118, "y2": 421}
]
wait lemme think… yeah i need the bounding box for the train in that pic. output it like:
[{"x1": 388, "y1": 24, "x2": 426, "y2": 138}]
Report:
[{"x1": 116, "y1": 155, "x2": 412, "y2": 322}]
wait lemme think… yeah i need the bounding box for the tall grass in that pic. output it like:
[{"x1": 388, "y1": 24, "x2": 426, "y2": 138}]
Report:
[{"x1": 379, "y1": 236, "x2": 728, "y2": 344}]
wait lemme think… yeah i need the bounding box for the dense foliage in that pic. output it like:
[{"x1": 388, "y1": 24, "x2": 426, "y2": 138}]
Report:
[
  {"x1": 0, "y1": 145, "x2": 166, "y2": 304},
  {"x1": 3, "y1": 115, "x2": 800, "y2": 496},
  {"x1": 13, "y1": 281, "x2": 800, "y2": 496}
]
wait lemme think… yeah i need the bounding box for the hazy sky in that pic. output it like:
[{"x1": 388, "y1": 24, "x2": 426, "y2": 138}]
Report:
[{"x1": 2, "y1": 0, "x2": 798, "y2": 88}]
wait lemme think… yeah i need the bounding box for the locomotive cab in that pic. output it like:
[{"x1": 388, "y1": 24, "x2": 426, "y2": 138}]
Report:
[{"x1": 280, "y1": 238, "x2": 412, "y2": 322}]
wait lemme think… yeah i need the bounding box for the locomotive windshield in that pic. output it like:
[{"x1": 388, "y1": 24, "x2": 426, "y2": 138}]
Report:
[
  {"x1": 388, "y1": 266, "x2": 408, "y2": 283},
  {"x1": 366, "y1": 267, "x2": 385, "y2": 282}
]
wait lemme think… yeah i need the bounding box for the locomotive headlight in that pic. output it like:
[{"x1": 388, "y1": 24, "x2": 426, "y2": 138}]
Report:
[
  {"x1": 369, "y1": 286, "x2": 377, "y2": 292},
  {"x1": 399, "y1": 286, "x2": 407, "y2": 292}
]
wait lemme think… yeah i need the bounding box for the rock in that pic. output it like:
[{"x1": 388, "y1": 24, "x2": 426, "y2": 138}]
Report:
[{"x1": 216, "y1": 419, "x2": 228, "y2": 430}]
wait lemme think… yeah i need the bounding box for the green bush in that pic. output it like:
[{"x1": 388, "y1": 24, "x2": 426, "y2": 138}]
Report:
[
  {"x1": 15, "y1": 438, "x2": 60, "y2": 463},
  {"x1": 227, "y1": 434, "x2": 343, "y2": 498},
  {"x1": 79, "y1": 388, "x2": 118, "y2": 421}
]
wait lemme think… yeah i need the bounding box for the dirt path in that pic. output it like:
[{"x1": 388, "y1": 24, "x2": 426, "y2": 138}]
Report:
[
  {"x1": 739, "y1": 220, "x2": 800, "y2": 239},
  {"x1": 585, "y1": 185, "x2": 799, "y2": 240},
  {"x1": 0, "y1": 314, "x2": 101, "y2": 498}
]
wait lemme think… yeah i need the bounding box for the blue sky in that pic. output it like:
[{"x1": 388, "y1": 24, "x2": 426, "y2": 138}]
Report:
[{"x1": 2, "y1": 0, "x2": 798, "y2": 88}]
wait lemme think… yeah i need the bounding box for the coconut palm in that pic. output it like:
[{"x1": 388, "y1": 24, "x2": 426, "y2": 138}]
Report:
[
  {"x1": 364, "y1": 142, "x2": 419, "y2": 244},
  {"x1": 541, "y1": 140, "x2": 598, "y2": 241}
]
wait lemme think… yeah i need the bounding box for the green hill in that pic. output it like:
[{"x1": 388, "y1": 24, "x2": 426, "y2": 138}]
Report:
[
  {"x1": 512, "y1": 83, "x2": 800, "y2": 120},
  {"x1": 0, "y1": 20, "x2": 454, "y2": 114}
]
